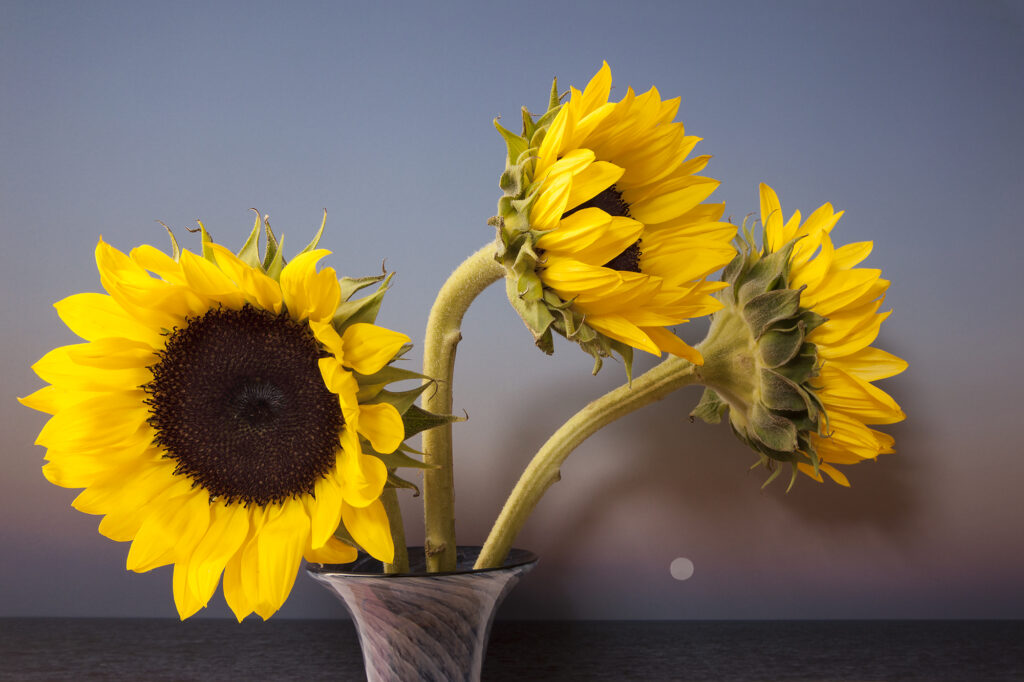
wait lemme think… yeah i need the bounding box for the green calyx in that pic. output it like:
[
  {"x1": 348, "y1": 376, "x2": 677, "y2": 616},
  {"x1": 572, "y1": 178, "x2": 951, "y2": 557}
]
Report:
[
  {"x1": 691, "y1": 220, "x2": 827, "y2": 488},
  {"x1": 490, "y1": 79, "x2": 635, "y2": 376}
]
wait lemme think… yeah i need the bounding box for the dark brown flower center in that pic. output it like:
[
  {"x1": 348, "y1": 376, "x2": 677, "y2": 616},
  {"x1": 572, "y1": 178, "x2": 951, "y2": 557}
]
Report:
[
  {"x1": 563, "y1": 185, "x2": 642, "y2": 273},
  {"x1": 144, "y1": 304, "x2": 343, "y2": 506}
]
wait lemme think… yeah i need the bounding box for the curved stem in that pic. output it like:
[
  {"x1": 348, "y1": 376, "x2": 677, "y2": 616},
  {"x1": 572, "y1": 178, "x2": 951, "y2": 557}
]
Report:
[
  {"x1": 421, "y1": 244, "x2": 504, "y2": 572},
  {"x1": 475, "y1": 355, "x2": 700, "y2": 569}
]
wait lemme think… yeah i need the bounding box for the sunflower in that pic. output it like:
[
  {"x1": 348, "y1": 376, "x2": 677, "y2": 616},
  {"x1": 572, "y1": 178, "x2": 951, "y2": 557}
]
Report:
[
  {"x1": 19, "y1": 218, "x2": 419, "y2": 620},
  {"x1": 692, "y1": 184, "x2": 906, "y2": 486},
  {"x1": 494, "y1": 62, "x2": 737, "y2": 374}
]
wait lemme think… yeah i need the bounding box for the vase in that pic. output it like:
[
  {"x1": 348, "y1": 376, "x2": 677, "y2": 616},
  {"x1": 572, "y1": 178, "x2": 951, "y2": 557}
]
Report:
[{"x1": 307, "y1": 546, "x2": 537, "y2": 682}]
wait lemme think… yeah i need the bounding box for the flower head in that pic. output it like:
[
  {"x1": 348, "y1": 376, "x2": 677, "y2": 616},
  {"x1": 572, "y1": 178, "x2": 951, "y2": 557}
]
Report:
[
  {"x1": 493, "y1": 62, "x2": 736, "y2": 375},
  {"x1": 19, "y1": 215, "x2": 428, "y2": 620},
  {"x1": 692, "y1": 184, "x2": 906, "y2": 487}
]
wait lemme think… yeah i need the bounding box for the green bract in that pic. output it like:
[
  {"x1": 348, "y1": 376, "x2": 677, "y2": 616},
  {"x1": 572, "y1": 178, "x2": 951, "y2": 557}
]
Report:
[{"x1": 692, "y1": 221, "x2": 826, "y2": 488}]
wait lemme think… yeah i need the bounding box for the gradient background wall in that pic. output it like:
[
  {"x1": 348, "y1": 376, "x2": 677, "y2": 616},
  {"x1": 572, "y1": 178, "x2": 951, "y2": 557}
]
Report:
[{"x1": 3, "y1": 1, "x2": 1022, "y2": 620}]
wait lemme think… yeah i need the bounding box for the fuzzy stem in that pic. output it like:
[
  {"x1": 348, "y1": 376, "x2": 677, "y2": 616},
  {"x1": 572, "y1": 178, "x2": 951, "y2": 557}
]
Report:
[
  {"x1": 421, "y1": 244, "x2": 504, "y2": 572},
  {"x1": 475, "y1": 355, "x2": 700, "y2": 569},
  {"x1": 380, "y1": 486, "x2": 408, "y2": 574}
]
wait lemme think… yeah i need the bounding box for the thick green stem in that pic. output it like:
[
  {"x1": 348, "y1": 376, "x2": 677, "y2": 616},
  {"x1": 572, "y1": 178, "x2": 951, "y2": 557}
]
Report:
[
  {"x1": 421, "y1": 244, "x2": 504, "y2": 572},
  {"x1": 380, "y1": 486, "x2": 408, "y2": 574},
  {"x1": 475, "y1": 355, "x2": 700, "y2": 569}
]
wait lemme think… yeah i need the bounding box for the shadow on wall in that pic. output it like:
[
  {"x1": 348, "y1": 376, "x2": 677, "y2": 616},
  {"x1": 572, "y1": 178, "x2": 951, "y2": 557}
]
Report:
[{"x1": 479, "y1": 367, "x2": 925, "y2": 617}]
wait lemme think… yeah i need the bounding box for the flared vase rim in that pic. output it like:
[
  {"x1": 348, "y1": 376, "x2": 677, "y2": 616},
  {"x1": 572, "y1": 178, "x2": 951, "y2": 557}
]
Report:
[{"x1": 306, "y1": 546, "x2": 537, "y2": 578}]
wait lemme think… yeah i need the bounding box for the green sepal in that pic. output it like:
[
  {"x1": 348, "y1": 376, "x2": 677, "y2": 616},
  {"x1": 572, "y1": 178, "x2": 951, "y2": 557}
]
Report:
[
  {"x1": 237, "y1": 210, "x2": 263, "y2": 268},
  {"x1": 737, "y1": 243, "x2": 793, "y2": 305},
  {"x1": 354, "y1": 364, "x2": 428, "y2": 389},
  {"x1": 535, "y1": 104, "x2": 562, "y2": 132},
  {"x1": 374, "y1": 446, "x2": 437, "y2": 472},
  {"x1": 339, "y1": 272, "x2": 389, "y2": 303},
  {"x1": 158, "y1": 221, "x2": 181, "y2": 262},
  {"x1": 750, "y1": 402, "x2": 798, "y2": 455},
  {"x1": 332, "y1": 272, "x2": 394, "y2": 331},
  {"x1": 798, "y1": 309, "x2": 828, "y2": 333},
  {"x1": 742, "y1": 287, "x2": 802, "y2": 339},
  {"x1": 331, "y1": 524, "x2": 358, "y2": 548},
  {"x1": 297, "y1": 209, "x2": 327, "y2": 257},
  {"x1": 547, "y1": 77, "x2": 560, "y2": 112},
  {"x1": 759, "y1": 368, "x2": 811, "y2": 412},
  {"x1": 758, "y1": 322, "x2": 806, "y2": 368},
  {"x1": 368, "y1": 385, "x2": 431, "y2": 419},
  {"x1": 495, "y1": 119, "x2": 528, "y2": 164},
  {"x1": 195, "y1": 220, "x2": 216, "y2": 262},
  {"x1": 691, "y1": 388, "x2": 728, "y2": 424},
  {"x1": 775, "y1": 347, "x2": 818, "y2": 384},
  {"x1": 386, "y1": 471, "x2": 421, "y2": 497},
  {"x1": 262, "y1": 217, "x2": 285, "y2": 279},
  {"x1": 401, "y1": 403, "x2": 461, "y2": 440},
  {"x1": 505, "y1": 272, "x2": 556, "y2": 351}
]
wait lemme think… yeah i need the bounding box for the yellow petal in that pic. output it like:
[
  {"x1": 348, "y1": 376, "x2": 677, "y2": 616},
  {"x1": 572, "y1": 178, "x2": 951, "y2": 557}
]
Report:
[
  {"x1": 341, "y1": 498, "x2": 394, "y2": 564},
  {"x1": 173, "y1": 561, "x2": 206, "y2": 620},
  {"x1": 577, "y1": 61, "x2": 612, "y2": 118},
  {"x1": 643, "y1": 327, "x2": 704, "y2": 364},
  {"x1": 760, "y1": 183, "x2": 786, "y2": 250},
  {"x1": 530, "y1": 171, "x2": 574, "y2": 231},
  {"x1": 31, "y1": 345, "x2": 152, "y2": 392},
  {"x1": 535, "y1": 208, "x2": 612, "y2": 253},
  {"x1": 209, "y1": 244, "x2": 283, "y2": 313},
  {"x1": 36, "y1": 391, "x2": 150, "y2": 450},
  {"x1": 255, "y1": 501, "x2": 309, "y2": 619},
  {"x1": 541, "y1": 258, "x2": 622, "y2": 296},
  {"x1": 177, "y1": 250, "x2": 246, "y2": 309},
  {"x1": 336, "y1": 429, "x2": 387, "y2": 507},
  {"x1": 357, "y1": 402, "x2": 404, "y2": 454},
  {"x1": 630, "y1": 178, "x2": 719, "y2": 225},
  {"x1": 564, "y1": 161, "x2": 624, "y2": 213},
  {"x1": 304, "y1": 535, "x2": 358, "y2": 564},
  {"x1": 54, "y1": 293, "x2": 163, "y2": 347},
  {"x1": 223, "y1": 549, "x2": 253, "y2": 622},
  {"x1": 126, "y1": 482, "x2": 210, "y2": 573},
  {"x1": 340, "y1": 323, "x2": 410, "y2": 375},
  {"x1": 832, "y1": 347, "x2": 908, "y2": 382},
  {"x1": 279, "y1": 250, "x2": 340, "y2": 323},
  {"x1": 308, "y1": 471, "x2": 345, "y2": 549},
  {"x1": 187, "y1": 501, "x2": 250, "y2": 607},
  {"x1": 586, "y1": 315, "x2": 660, "y2": 355}
]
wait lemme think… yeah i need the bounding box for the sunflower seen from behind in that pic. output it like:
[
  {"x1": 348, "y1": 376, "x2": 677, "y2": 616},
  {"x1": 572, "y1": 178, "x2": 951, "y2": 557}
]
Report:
[
  {"x1": 692, "y1": 184, "x2": 907, "y2": 487},
  {"x1": 493, "y1": 62, "x2": 737, "y2": 375},
  {"x1": 19, "y1": 216, "x2": 431, "y2": 620}
]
